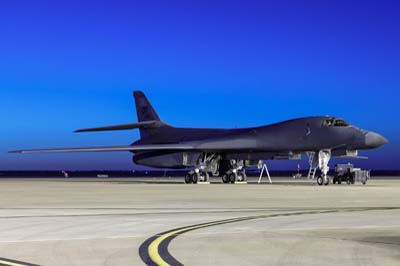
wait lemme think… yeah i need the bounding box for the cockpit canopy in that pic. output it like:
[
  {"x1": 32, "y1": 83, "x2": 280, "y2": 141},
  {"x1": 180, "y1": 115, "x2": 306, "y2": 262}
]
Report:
[{"x1": 322, "y1": 118, "x2": 349, "y2": 127}]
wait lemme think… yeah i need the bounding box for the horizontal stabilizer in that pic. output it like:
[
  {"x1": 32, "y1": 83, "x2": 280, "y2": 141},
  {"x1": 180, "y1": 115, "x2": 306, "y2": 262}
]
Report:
[{"x1": 75, "y1": 120, "x2": 167, "y2": 133}]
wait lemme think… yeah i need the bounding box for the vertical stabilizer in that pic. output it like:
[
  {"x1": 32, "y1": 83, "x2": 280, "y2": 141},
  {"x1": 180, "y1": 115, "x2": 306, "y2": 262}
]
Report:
[
  {"x1": 133, "y1": 91, "x2": 163, "y2": 138},
  {"x1": 133, "y1": 91, "x2": 160, "y2": 122}
]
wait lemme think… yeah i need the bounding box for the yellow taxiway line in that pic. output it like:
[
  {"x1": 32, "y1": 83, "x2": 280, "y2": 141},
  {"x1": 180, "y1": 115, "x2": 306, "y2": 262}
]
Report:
[
  {"x1": 0, "y1": 258, "x2": 37, "y2": 266},
  {"x1": 0, "y1": 261, "x2": 23, "y2": 266},
  {"x1": 143, "y1": 207, "x2": 400, "y2": 266},
  {"x1": 147, "y1": 216, "x2": 251, "y2": 266}
]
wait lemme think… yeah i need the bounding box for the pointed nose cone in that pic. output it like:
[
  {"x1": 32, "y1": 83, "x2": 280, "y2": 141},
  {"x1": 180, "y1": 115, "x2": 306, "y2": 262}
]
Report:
[{"x1": 365, "y1": 132, "x2": 388, "y2": 148}]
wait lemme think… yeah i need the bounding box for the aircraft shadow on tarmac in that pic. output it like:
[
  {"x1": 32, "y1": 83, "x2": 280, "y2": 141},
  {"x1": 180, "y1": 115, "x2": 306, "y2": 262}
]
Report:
[{"x1": 113, "y1": 179, "x2": 316, "y2": 186}]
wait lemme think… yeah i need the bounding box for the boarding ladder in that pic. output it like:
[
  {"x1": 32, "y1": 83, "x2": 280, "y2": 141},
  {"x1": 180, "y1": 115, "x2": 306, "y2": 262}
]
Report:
[{"x1": 306, "y1": 152, "x2": 317, "y2": 179}]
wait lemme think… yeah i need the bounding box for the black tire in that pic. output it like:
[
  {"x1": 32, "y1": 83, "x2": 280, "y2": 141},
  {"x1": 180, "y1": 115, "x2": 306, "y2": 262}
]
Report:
[
  {"x1": 222, "y1": 174, "x2": 229, "y2": 183},
  {"x1": 317, "y1": 176, "x2": 324, "y2": 186},
  {"x1": 229, "y1": 173, "x2": 236, "y2": 183},
  {"x1": 324, "y1": 177, "x2": 329, "y2": 186},
  {"x1": 333, "y1": 178, "x2": 337, "y2": 184},
  {"x1": 184, "y1": 174, "x2": 192, "y2": 184},
  {"x1": 351, "y1": 173, "x2": 355, "y2": 184},
  {"x1": 199, "y1": 172, "x2": 207, "y2": 182},
  {"x1": 338, "y1": 179, "x2": 342, "y2": 185},
  {"x1": 237, "y1": 173, "x2": 244, "y2": 182},
  {"x1": 192, "y1": 173, "x2": 198, "y2": 184}
]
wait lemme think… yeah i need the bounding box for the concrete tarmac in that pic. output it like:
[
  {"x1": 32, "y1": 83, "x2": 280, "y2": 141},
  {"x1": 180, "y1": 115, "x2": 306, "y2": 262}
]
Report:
[{"x1": 0, "y1": 177, "x2": 399, "y2": 266}]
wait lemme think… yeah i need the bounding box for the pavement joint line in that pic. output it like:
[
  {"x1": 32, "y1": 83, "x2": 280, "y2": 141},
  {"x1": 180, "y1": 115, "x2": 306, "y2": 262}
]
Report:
[{"x1": 138, "y1": 207, "x2": 400, "y2": 266}]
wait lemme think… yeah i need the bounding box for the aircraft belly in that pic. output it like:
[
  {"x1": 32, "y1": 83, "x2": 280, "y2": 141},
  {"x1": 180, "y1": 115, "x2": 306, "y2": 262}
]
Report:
[
  {"x1": 223, "y1": 151, "x2": 300, "y2": 161},
  {"x1": 195, "y1": 137, "x2": 258, "y2": 150}
]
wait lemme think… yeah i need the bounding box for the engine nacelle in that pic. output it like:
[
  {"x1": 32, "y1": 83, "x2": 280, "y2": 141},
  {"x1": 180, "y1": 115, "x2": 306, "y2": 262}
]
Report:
[{"x1": 133, "y1": 151, "x2": 202, "y2": 169}]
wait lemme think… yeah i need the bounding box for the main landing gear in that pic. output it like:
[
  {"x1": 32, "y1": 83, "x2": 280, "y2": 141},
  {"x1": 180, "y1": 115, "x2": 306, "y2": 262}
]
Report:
[
  {"x1": 185, "y1": 170, "x2": 210, "y2": 184},
  {"x1": 184, "y1": 153, "x2": 219, "y2": 184},
  {"x1": 221, "y1": 160, "x2": 247, "y2": 184}
]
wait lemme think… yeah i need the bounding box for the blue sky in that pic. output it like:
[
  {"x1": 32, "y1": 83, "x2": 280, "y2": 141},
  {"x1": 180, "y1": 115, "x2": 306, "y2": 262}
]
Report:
[{"x1": 0, "y1": 0, "x2": 399, "y2": 170}]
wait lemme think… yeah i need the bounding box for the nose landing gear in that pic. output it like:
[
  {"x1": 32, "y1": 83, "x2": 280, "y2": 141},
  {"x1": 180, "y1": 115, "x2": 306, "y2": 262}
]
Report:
[{"x1": 316, "y1": 150, "x2": 331, "y2": 186}]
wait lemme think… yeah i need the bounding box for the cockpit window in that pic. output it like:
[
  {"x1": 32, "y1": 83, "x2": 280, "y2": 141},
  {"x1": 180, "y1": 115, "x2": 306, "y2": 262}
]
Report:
[
  {"x1": 323, "y1": 118, "x2": 349, "y2": 127},
  {"x1": 333, "y1": 119, "x2": 349, "y2": 127},
  {"x1": 323, "y1": 119, "x2": 334, "y2": 127}
]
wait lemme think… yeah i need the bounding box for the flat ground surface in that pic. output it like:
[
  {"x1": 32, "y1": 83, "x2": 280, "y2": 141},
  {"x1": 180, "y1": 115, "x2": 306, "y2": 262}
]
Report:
[{"x1": 0, "y1": 177, "x2": 399, "y2": 266}]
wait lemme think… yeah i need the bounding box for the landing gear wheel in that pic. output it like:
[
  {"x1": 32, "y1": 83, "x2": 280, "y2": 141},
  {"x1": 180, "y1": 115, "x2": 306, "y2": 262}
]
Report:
[
  {"x1": 200, "y1": 172, "x2": 209, "y2": 182},
  {"x1": 229, "y1": 173, "x2": 236, "y2": 183},
  {"x1": 317, "y1": 176, "x2": 324, "y2": 186},
  {"x1": 199, "y1": 172, "x2": 205, "y2": 182},
  {"x1": 324, "y1": 177, "x2": 329, "y2": 186},
  {"x1": 192, "y1": 173, "x2": 198, "y2": 184},
  {"x1": 185, "y1": 174, "x2": 192, "y2": 184},
  {"x1": 222, "y1": 174, "x2": 229, "y2": 184},
  {"x1": 237, "y1": 172, "x2": 245, "y2": 182}
]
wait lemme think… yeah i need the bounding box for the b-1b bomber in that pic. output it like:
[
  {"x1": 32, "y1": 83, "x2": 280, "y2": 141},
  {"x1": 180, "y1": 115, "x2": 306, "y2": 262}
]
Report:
[{"x1": 11, "y1": 91, "x2": 388, "y2": 186}]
